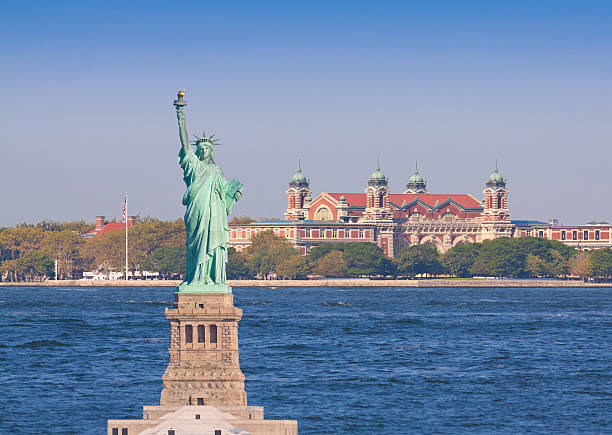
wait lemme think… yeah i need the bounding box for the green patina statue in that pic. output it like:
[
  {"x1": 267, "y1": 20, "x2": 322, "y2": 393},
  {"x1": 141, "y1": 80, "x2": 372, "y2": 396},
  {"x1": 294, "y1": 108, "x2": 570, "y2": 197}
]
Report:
[{"x1": 173, "y1": 90, "x2": 243, "y2": 293}]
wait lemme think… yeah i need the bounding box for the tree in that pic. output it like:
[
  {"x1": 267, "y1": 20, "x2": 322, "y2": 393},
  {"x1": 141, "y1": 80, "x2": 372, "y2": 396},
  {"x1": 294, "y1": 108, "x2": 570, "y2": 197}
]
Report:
[
  {"x1": 80, "y1": 230, "x2": 125, "y2": 278},
  {"x1": 229, "y1": 215, "x2": 256, "y2": 225},
  {"x1": 569, "y1": 251, "x2": 591, "y2": 279},
  {"x1": 244, "y1": 230, "x2": 302, "y2": 278},
  {"x1": 313, "y1": 250, "x2": 348, "y2": 277},
  {"x1": 18, "y1": 252, "x2": 54, "y2": 281},
  {"x1": 526, "y1": 254, "x2": 547, "y2": 277},
  {"x1": 0, "y1": 227, "x2": 46, "y2": 260},
  {"x1": 1, "y1": 251, "x2": 54, "y2": 282},
  {"x1": 146, "y1": 245, "x2": 185, "y2": 279},
  {"x1": 342, "y1": 242, "x2": 393, "y2": 277},
  {"x1": 589, "y1": 248, "x2": 612, "y2": 280},
  {"x1": 227, "y1": 247, "x2": 250, "y2": 279},
  {"x1": 41, "y1": 230, "x2": 85, "y2": 279},
  {"x1": 127, "y1": 219, "x2": 185, "y2": 273},
  {"x1": 441, "y1": 243, "x2": 481, "y2": 277},
  {"x1": 468, "y1": 237, "x2": 573, "y2": 278},
  {"x1": 309, "y1": 243, "x2": 346, "y2": 263},
  {"x1": 276, "y1": 255, "x2": 310, "y2": 279},
  {"x1": 395, "y1": 244, "x2": 442, "y2": 278}
]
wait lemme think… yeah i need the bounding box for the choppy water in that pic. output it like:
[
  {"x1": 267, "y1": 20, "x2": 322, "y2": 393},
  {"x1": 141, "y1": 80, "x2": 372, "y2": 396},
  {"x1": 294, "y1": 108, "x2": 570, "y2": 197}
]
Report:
[{"x1": 0, "y1": 286, "x2": 610, "y2": 434}]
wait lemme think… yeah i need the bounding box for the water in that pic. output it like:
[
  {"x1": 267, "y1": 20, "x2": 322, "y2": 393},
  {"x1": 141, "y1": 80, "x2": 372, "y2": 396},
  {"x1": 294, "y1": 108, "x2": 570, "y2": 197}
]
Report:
[{"x1": 0, "y1": 286, "x2": 610, "y2": 434}]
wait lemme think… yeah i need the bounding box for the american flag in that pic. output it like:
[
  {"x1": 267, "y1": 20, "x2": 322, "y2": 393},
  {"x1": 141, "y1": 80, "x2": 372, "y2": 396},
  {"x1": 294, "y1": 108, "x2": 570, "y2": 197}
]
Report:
[{"x1": 122, "y1": 195, "x2": 127, "y2": 223}]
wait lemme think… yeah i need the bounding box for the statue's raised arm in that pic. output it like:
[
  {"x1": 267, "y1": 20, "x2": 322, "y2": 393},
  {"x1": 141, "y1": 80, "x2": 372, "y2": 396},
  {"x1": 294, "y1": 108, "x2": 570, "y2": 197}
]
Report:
[{"x1": 173, "y1": 90, "x2": 190, "y2": 156}]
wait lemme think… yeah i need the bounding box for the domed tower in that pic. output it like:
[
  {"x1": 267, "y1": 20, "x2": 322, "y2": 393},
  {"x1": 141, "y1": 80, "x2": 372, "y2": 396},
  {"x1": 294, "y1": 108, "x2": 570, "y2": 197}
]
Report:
[
  {"x1": 284, "y1": 161, "x2": 312, "y2": 220},
  {"x1": 404, "y1": 162, "x2": 427, "y2": 194},
  {"x1": 481, "y1": 164, "x2": 512, "y2": 240},
  {"x1": 363, "y1": 161, "x2": 392, "y2": 221}
]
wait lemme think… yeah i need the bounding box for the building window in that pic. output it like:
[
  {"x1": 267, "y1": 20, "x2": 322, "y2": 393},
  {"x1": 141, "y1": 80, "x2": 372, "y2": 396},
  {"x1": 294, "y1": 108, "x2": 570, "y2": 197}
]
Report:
[
  {"x1": 572, "y1": 230, "x2": 577, "y2": 240},
  {"x1": 210, "y1": 325, "x2": 218, "y2": 343},
  {"x1": 196, "y1": 414, "x2": 200, "y2": 420},
  {"x1": 359, "y1": 229, "x2": 364, "y2": 238},
  {"x1": 305, "y1": 228, "x2": 311, "y2": 238},
  {"x1": 185, "y1": 325, "x2": 193, "y2": 343},
  {"x1": 314, "y1": 206, "x2": 333, "y2": 220},
  {"x1": 320, "y1": 229, "x2": 326, "y2": 238},
  {"x1": 596, "y1": 230, "x2": 600, "y2": 240},
  {"x1": 247, "y1": 228, "x2": 251, "y2": 238},
  {"x1": 538, "y1": 231, "x2": 544, "y2": 237},
  {"x1": 561, "y1": 230, "x2": 566, "y2": 240},
  {"x1": 197, "y1": 398, "x2": 204, "y2": 406},
  {"x1": 237, "y1": 229, "x2": 242, "y2": 238},
  {"x1": 197, "y1": 325, "x2": 205, "y2": 343},
  {"x1": 332, "y1": 229, "x2": 338, "y2": 238},
  {"x1": 112, "y1": 429, "x2": 118, "y2": 435},
  {"x1": 122, "y1": 429, "x2": 128, "y2": 435},
  {"x1": 169, "y1": 431, "x2": 175, "y2": 435},
  {"x1": 584, "y1": 230, "x2": 589, "y2": 240}
]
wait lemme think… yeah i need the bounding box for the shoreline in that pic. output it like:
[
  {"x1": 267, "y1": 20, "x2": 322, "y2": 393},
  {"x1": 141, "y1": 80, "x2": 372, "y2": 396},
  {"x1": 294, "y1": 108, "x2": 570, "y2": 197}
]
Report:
[{"x1": 0, "y1": 279, "x2": 610, "y2": 288}]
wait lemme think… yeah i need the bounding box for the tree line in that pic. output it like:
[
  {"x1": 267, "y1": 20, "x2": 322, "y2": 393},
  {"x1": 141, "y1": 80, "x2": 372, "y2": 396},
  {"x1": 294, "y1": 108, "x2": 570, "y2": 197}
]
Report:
[
  {"x1": 2, "y1": 219, "x2": 612, "y2": 281},
  {"x1": 0, "y1": 218, "x2": 185, "y2": 281},
  {"x1": 228, "y1": 231, "x2": 612, "y2": 280}
]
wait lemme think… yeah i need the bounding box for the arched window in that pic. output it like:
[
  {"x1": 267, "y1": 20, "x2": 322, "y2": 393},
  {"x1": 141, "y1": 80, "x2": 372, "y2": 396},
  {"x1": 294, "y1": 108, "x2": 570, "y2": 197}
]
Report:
[
  {"x1": 185, "y1": 325, "x2": 193, "y2": 343},
  {"x1": 210, "y1": 325, "x2": 218, "y2": 343},
  {"x1": 197, "y1": 325, "x2": 205, "y2": 343},
  {"x1": 314, "y1": 206, "x2": 333, "y2": 221}
]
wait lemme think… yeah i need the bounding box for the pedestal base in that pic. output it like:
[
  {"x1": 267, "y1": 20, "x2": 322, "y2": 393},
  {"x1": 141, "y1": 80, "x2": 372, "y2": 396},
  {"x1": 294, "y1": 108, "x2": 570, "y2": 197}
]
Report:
[
  {"x1": 160, "y1": 292, "x2": 246, "y2": 407},
  {"x1": 177, "y1": 282, "x2": 232, "y2": 293}
]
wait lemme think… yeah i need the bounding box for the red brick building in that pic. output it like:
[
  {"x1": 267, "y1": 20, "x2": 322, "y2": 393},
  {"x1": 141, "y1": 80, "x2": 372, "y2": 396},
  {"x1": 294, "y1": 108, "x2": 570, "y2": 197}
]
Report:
[
  {"x1": 230, "y1": 163, "x2": 511, "y2": 257},
  {"x1": 230, "y1": 163, "x2": 610, "y2": 256}
]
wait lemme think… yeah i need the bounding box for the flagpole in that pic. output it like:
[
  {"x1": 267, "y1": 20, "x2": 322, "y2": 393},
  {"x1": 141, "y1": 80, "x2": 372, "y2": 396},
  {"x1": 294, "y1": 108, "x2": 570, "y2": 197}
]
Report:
[{"x1": 125, "y1": 192, "x2": 128, "y2": 281}]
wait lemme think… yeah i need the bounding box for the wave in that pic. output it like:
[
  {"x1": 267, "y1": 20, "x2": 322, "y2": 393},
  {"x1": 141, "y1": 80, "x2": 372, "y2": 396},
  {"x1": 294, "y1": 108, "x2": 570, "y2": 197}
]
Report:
[
  {"x1": 238, "y1": 301, "x2": 272, "y2": 306},
  {"x1": 145, "y1": 301, "x2": 173, "y2": 306},
  {"x1": 322, "y1": 302, "x2": 353, "y2": 307},
  {"x1": 15, "y1": 339, "x2": 70, "y2": 349}
]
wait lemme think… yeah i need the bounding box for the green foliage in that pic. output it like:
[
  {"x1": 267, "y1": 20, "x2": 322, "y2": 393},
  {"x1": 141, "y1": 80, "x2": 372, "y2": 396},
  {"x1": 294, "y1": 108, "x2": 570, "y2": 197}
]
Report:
[
  {"x1": 229, "y1": 215, "x2": 256, "y2": 225},
  {"x1": 127, "y1": 219, "x2": 185, "y2": 272},
  {"x1": 79, "y1": 230, "x2": 125, "y2": 278},
  {"x1": 41, "y1": 230, "x2": 85, "y2": 279},
  {"x1": 308, "y1": 242, "x2": 391, "y2": 277},
  {"x1": 0, "y1": 251, "x2": 54, "y2": 282},
  {"x1": 227, "y1": 247, "x2": 250, "y2": 279},
  {"x1": 441, "y1": 243, "x2": 481, "y2": 277},
  {"x1": 588, "y1": 248, "x2": 612, "y2": 279},
  {"x1": 244, "y1": 230, "x2": 302, "y2": 278},
  {"x1": 468, "y1": 237, "x2": 575, "y2": 278},
  {"x1": 276, "y1": 255, "x2": 310, "y2": 279},
  {"x1": 146, "y1": 246, "x2": 185, "y2": 278},
  {"x1": 569, "y1": 251, "x2": 591, "y2": 279},
  {"x1": 309, "y1": 243, "x2": 344, "y2": 263},
  {"x1": 313, "y1": 250, "x2": 348, "y2": 277},
  {"x1": 395, "y1": 244, "x2": 442, "y2": 278},
  {"x1": 343, "y1": 242, "x2": 393, "y2": 277}
]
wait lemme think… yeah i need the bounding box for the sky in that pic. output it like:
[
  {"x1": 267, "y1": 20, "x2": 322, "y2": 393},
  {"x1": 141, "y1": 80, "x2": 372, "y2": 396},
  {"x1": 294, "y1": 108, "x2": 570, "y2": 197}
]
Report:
[{"x1": 1, "y1": 0, "x2": 611, "y2": 226}]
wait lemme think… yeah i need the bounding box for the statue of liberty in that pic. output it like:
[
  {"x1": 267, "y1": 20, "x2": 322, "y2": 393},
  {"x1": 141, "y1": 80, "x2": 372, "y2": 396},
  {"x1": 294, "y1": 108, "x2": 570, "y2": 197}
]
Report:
[{"x1": 173, "y1": 90, "x2": 243, "y2": 293}]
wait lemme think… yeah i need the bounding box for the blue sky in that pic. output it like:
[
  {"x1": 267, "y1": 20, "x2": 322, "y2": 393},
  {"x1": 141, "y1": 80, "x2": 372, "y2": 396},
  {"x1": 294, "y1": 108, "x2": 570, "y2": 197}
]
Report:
[{"x1": 1, "y1": 1, "x2": 611, "y2": 226}]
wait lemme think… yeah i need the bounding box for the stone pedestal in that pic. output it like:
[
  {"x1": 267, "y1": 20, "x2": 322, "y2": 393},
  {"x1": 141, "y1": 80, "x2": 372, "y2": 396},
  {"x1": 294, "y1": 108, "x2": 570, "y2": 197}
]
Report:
[{"x1": 160, "y1": 292, "x2": 247, "y2": 407}]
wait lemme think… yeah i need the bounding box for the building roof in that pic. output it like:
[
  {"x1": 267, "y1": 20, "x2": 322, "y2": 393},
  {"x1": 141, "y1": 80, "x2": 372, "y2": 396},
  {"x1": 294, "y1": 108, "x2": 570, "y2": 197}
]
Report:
[
  {"x1": 326, "y1": 192, "x2": 482, "y2": 210},
  {"x1": 86, "y1": 222, "x2": 132, "y2": 237},
  {"x1": 511, "y1": 220, "x2": 551, "y2": 227}
]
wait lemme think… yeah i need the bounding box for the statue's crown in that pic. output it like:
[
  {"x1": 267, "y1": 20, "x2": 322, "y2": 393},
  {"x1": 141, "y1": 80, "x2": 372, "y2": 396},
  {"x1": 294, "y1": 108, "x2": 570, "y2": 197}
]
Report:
[{"x1": 191, "y1": 132, "x2": 222, "y2": 148}]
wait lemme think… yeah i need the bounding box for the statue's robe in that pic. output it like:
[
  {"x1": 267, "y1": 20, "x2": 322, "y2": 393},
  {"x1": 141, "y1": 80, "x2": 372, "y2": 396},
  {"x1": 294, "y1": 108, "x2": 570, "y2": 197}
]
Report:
[{"x1": 178, "y1": 148, "x2": 234, "y2": 289}]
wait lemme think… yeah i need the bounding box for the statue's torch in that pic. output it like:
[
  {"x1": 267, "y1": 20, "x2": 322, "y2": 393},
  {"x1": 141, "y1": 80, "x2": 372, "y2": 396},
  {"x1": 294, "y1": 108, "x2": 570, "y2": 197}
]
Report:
[{"x1": 173, "y1": 89, "x2": 187, "y2": 109}]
